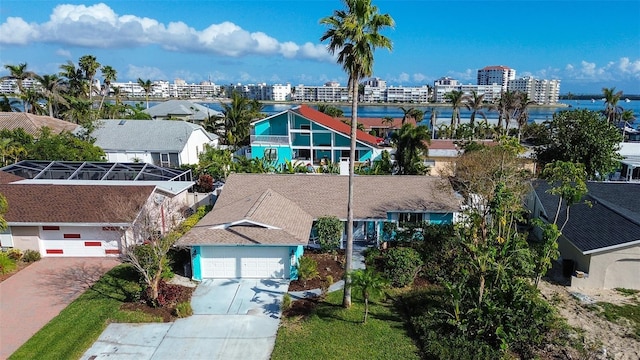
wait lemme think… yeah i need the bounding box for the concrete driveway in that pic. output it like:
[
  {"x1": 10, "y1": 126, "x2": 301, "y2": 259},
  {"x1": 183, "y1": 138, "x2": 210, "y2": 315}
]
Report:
[
  {"x1": 81, "y1": 278, "x2": 289, "y2": 360},
  {"x1": 0, "y1": 257, "x2": 120, "y2": 359}
]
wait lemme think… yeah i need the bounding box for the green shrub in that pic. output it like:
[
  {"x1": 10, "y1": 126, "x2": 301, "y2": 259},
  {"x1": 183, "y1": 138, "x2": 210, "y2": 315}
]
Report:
[
  {"x1": 173, "y1": 301, "x2": 193, "y2": 318},
  {"x1": 7, "y1": 248, "x2": 23, "y2": 261},
  {"x1": 320, "y1": 275, "x2": 333, "y2": 297},
  {"x1": 296, "y1": 256, "x2": 319, "y2": 286},
  {"x1": 382, "y1": 247, "x2": 423, "y2": 287},
  {"x1": 281, "y1": 293, "x2": 292, "y2": 311},
  {"x1": 315, "y1": 216, "x2": 343, "y2": 252},
  {"x1": 363, "y1": 247, "x2": 382, "y2": 268},
  {"x1": 22, "y1": 249, "x2": 41, "y2": 263},
  {"x1": 0, "y1": 252, "x2": 17, "y2": 275}
]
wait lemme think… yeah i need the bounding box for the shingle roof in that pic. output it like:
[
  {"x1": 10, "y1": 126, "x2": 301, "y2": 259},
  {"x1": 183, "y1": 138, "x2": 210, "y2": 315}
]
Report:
[
  {"x1": 0, "y1": 171, "x2": 24, "y2": 184},
  {"x1": 178, "y1": 189, "x2": 313, "y2": 246},
  {"x1": 0, "y1": 184, "x2": 155, "y2": 224},
  {"x1": 533, "y1": 181, "x2": 640, "y2": 254},
  {"x1": 0, "y1": 112, "x2": 79, "y2": 136},
  {"x1": 177, "y1": 173, "x2": 461, "y2": 246},
  {"x1": 144, "y1": 100, "x2": 223, "y2": 121},
  {"x1": 92, "y1": 119, "x2": 216, "y2": 152},
  {"x1": 293, "y1": 105, "x2": 381, "y2": 147}
]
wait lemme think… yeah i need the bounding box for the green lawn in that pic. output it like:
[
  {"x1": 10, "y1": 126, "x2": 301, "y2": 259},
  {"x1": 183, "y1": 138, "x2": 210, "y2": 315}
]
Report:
[
  {"x1": 271, "y1": 291, "x2": 420, "y2": 360},
  {"x1": 9, "y1": 264, "x2": 161, "y2": 360}
]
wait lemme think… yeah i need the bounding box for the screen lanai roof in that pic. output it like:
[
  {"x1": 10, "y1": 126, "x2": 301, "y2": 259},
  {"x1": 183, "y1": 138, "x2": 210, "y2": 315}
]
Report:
[{"x1": 0, "y1": 161, "x2": 194, "y2": 195}]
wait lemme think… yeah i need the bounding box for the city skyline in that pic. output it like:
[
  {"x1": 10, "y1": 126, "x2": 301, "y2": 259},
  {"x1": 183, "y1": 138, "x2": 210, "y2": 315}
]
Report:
[{"x1": 1, "y1": 0, "x2": 639, "y2": 94}]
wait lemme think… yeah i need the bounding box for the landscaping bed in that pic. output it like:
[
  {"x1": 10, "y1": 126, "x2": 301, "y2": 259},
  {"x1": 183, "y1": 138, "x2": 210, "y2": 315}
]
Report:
[{"x1": 288, "y1": 248, "x2": 345, "y2": 292}]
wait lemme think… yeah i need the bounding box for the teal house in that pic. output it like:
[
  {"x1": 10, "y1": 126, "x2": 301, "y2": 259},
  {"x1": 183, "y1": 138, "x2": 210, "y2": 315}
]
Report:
[{"x1": 250, "y1": 105, "x2": 384, "y2": 168}]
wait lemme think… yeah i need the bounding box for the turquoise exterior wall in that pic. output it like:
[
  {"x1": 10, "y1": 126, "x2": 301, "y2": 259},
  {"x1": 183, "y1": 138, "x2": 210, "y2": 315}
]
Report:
[
  {"x1": 254, "y1": 114, "x2": 288, "y2": 136},
  {"x1": 191, "y1": 246, "x2": 202, "y2": 281},
  {"x1": 289, "y1": 245, "x2": 304, "y2": 280},
  {"x1": 429, "y1": 213, "x2": 454, "y2": 224},
  {"x1": 251, "y1": 145, "x2": 292, "y2": 164}
]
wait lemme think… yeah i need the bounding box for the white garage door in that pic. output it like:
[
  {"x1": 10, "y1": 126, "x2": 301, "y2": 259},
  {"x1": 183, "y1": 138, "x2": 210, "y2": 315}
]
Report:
[
  {"x1": 201, "y1": 246, "x2": 290, "y2": 279},
  {"x1": 39, "y1": 226, "x2": 121, "y2": 257}
]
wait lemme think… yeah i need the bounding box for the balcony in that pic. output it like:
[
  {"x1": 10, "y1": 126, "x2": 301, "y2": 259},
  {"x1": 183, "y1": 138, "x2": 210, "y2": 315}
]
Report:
[{"x1": 250, "y1": 135, "x2": 289, "y2": 145}]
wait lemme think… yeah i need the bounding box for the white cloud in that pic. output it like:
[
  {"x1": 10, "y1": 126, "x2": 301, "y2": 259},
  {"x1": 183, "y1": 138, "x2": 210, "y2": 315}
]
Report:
[
  {"x1": 126, "y1": 65, "x2": 167, "y2": 80},
  {"x1": 412, "y1": 73, "x2": 427, "y2": 83},
  {"x1": 562, "y1": 58, "x2": 640, "y2": 82},
  {"x1": 55, "y1": 49, "x2": 72, "y2": 58},
  {"x1": 0, "y1": 3, "x2": 329, "y2": 62}
]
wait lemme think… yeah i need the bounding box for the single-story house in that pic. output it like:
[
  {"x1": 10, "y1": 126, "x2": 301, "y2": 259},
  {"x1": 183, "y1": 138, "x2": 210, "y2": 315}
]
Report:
[
  {"x1": 0, "y1": 112, "x2": 79, "y2": 136},
  {"x1": 354, "y1": 117, "x2": 415, "y2": 139},
  {"x1": 176, "y1": 173, "x2": 462, "y2": 280},
  {"x1": 527, "y1": 180, "x2": 640, "y2": 289},
  {"x1": 92, "y1": 119, "x2": 219, "y2": 167},
  {"x1": 616, "y1": 142, "x2": 640, "y2": 181},
  {"x1": 250, "y1": 105, "x2": 385, "y2": 168},
  {"x1": 143, "y1": 99, "x2": 223, "y2": 122},
  {"x1": 0, "y1": 161, "x2": 200, "y2": 257}
]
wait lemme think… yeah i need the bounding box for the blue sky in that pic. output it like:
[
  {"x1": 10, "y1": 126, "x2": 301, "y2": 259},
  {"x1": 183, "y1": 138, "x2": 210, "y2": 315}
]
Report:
[{"x1": 1, "y1": 0, "x2": 639, "y2": 94}]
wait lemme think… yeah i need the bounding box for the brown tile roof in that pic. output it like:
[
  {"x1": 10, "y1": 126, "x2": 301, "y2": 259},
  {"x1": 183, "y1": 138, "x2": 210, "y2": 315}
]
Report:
[
  {"x1": 177, "y1": 188, "x2": 313, "y2": 246},
  {"x1": 0, "y1": 171, "x2": 24, "y2": 184},
  {"x1": 0, "y1": 184, "x2": 155, "y2": 224},
  {"x1": 354, "y1": 117, "x2": 416, "y2": 130},
  {"x1": 0, "y1": 112, "x2": 79, "y2": 136},
  {"x1": 294, "y1": 105, "x2": 381, "y2": 147}
]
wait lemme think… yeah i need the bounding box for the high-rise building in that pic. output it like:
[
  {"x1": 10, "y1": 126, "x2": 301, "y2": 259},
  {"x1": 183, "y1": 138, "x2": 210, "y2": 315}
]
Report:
[
  {"x1": 477, "y1": 65, "x2": 516, "y2": 92},
  {"x1": 508, "y1": 76, "x2": 561, "y2": 104}
]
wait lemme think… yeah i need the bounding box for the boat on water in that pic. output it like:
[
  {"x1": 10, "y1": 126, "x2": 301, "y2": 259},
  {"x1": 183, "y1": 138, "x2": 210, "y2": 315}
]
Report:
[{"x1": 625, "y1": 98, "x2": 631, "y2": 103}]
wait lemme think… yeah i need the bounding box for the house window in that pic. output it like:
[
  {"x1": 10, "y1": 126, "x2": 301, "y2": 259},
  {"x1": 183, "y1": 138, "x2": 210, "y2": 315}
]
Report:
[
  {"x1": 42, "y1": 226, "x2": 60, "y2": 231},
  {"x1": 300, "y1": 124, "x2": 311, "y2": 130},
  {"x1": 398, "y1": 212, "x2": 422, "y2": 225},
  {"x1": 265, "y1": 148, "x2": 278, "y2": 161}
]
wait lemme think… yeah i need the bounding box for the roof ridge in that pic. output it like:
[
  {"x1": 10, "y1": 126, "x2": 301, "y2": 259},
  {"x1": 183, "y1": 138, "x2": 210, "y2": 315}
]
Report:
[
  {"x1": 245, "y1": 188, "x2": 274, "y2": 218},
  {"x1": 587, "y1": 192, "x2": 640, "y2": 227}
]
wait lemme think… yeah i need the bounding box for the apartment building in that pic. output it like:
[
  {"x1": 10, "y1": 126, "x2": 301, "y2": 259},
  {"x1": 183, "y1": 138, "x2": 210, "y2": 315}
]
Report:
[
  {"x1": 508, "y1": 76, "x2": 561, "y2": 104},
  {"x1": 477, "y1": 65, "x2": 516, "y2": 92},
  {"x1": 433, "y1": 77, "x2": 502, "y2": 103}
]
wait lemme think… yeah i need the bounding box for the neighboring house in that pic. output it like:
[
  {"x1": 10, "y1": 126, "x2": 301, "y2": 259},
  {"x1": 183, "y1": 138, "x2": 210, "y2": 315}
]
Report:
[
  {"x1": 143, "y1": 99, "x2": 223, "y2": 122},
  {"x1": 0, "y1": 161, "x2": 200, "y2": 257},
  {"x1": 0, "y1": 112, "x2": 79, "y2": 136},
  {"x1": 424, "y1": 140, "x2": 462, "y2": 176},
  {"x1": 250, "y1": 105, "x2": 385, "y2": 168},
  {"x1": 527, "y1": 181, "x2": 640, "y2": 290},
  {"x1": 176, "y1": 173, "x2": 461, "y2": 280},
  {"x1": 616, "y1": 142, "x2": 640, "y2": 181},
  {"x1": 92, "y1": 119, "x2": 218, "y2": 166},
  {"x1": 355, "y1": 117, "x2": 414, "y2": 139}
]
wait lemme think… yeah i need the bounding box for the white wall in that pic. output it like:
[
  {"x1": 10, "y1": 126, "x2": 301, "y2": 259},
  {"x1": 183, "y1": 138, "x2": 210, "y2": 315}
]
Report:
[{"x1": 180, "y1": 129, "x2": 217, "y2": 165}]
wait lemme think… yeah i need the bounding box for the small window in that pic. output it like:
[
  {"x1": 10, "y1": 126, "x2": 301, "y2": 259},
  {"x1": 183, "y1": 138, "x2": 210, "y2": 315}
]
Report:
[
  {"x1": 398, "y1": 213, "x2": 422, "y2": 224},
  {"x1": 265, "y1": 148, "x2": 278, "y2": 161},
  {"x1": 300, "y1": 124, "x2": 311, "y2": 130}
]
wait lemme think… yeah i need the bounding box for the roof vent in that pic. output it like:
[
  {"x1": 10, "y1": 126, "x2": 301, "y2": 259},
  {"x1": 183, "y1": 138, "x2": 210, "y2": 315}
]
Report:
[{"x1": 118, "y1": 120, "x2": 126, "y2": 125}]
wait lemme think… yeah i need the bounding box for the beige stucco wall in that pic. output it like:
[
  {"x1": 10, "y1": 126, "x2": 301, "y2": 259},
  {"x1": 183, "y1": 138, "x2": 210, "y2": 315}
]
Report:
[
  {"x1": 10, "y1": 226, "x2": 40, "y2": 252},
  {"x1": 571, "y1": 243, "x2": 640, "y2": 290}
]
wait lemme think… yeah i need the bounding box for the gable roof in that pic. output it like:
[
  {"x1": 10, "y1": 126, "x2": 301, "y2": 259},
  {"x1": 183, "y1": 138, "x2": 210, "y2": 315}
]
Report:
[
  {"x1": 177, "y1": 188, "x2": 313, "y2": 246},
  {"x1": 144, "y1": 100, "x2": 223, "y2": 121},
  {"x1": 0, "y1": 112, "x2": 79, "y2": 136},
  {"x1": 92, "y1": 119, "x2": 216, "y2": 152},
  {"x1": 533, "y1": 181, "x2": 640, "y2": 254},
  {"x1": 291, "y1": 105, "x2": 381, "y2": 147},
  {"x1": 0, "y1": 184, "x2": 155, "y2": 224}
]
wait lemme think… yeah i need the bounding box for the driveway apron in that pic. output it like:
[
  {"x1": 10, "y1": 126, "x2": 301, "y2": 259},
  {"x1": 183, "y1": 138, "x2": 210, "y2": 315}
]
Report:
[
  {"x1": 82, "y1": 278, "x2": 289, "y2": 360},
  {"x1": 0, "y1": 257, "x2": 120, "y2": 359}
]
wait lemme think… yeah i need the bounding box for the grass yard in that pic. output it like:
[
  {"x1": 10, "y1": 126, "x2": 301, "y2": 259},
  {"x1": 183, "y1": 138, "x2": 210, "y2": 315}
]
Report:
[
  {"x1": 595, "y1": 302, "x2": 640, "y2": 338},
  {"x1": 9, "y1": 264, "x2": 161, "y2": 360},
  {"x1": 271, "y1": 291, "x2": 420, "y2": 360}
]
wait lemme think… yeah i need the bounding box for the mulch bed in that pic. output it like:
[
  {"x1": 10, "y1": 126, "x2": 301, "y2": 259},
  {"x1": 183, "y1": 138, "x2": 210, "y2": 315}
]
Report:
[
  {"x1": 120, "y1": 282, "x2": 195, "y2": 322},
  {"x1": 288, "y1": 249, "x2": 346, "y2": 292}
]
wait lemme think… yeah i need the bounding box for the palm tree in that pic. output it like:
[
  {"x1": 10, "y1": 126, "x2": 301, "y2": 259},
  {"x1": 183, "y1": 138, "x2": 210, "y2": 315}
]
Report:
[
  {"x1": 79, "y1": 55, "x2": 101, "y2": 101},
  {"x1": 429, "y1": 107, "x2": 438, "y2": 139},
  {"x1": 2, "y1": 63, "x2": 37, "y2": 111},
  {"x1": 36, "y1": 74, "x2": 68, "y2": 117},
  {"x1": 317, "y1": 104, "x2": 344, "y2": 118},
  {"x1": 495, "y1": 90, "x2": 517, "y2": 133},
  {"x1": 351, "y1": 268, "x2": 387, "y2": 323},
  {"x1": 464, "y1": 90, "x2": 493, "y2": 139},
  {"x1": 320, "y1": 0, "x2": 394, "y2": 308},
  {"x1": 0, "y1": 94, "x2": 21, "y2": 112},
  {"x1": 98, "y1": 65, "x2": 117, "y2": 113},
  {"x1": 513, "y1": 92, "x2": 536, "y2": 142},
  {"x1": 217, "y1": 91, "x2": 253, "y2": 149},
  {"x1": 602, "y1": 87, "x2": 623, "y2": 124},
  {"x1": 390, "y1": 123, "x2": 430, "y2": 175},
  {"x1": 137, "y1": 78, "x2": 153, "y2": 109},
  {"x1": 444, "y1": 90, "x2": 464, "y2": 136},
  {"x1": 399, "y1": 106, "x2": 424, "y2": 125},
  {"x1": 59, "y1": 60, "x2": 86, "y2": 98},
  {"x1": 20, "y1": 88, "x2": 45, "y2": 115}
]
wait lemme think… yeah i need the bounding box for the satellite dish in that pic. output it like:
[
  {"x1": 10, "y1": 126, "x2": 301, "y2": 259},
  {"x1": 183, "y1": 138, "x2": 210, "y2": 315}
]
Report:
[{"x1": 154, "y1": 194, "x2": 165, "y2": 204}]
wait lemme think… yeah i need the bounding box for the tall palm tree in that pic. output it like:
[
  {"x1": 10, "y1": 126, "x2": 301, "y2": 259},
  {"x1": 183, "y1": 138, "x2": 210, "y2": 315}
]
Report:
[
  {"x1": 59, "y1": 60, "x2": 85, "y2": 98},
  {"x1": 399, "y1": 106, "x2": 424, "y2": 125},
  {"x1": 444, "y1": 90, "x2": 464, "y2": 137},
  {"x1": 464, "y1": 90, "x2": 493, "y2": 139},
  {"x1": 217, "y1": 91, "x2": 252, "y2": 149},
  {"x1": 36, "y1": 74, "x2": 68, "y2": 117},
  {"x1": 496, "y1": 90, "x2": 517, "y2": 133},
  {"x1": 320, "y1": 0, "x2": 394, "y2": 308},
  {"x1": 513, "y1": 92, "x2": 536, "y2": 142},
  {"x1": 20, "y1": 88, "x2": 45, "y2": 115},
  {"x1": 137, "y1": 78, "x2": 153, "y2": 109},
  {"x1": 391, "y1": 123, "x2": 430, "y2": 175},
  {"x1": 602, "y1": 87, "x2": 623, "y2": 124},
  {"x1": 98, "y1": 65, "x2": 117, "y2": 113},
  {"x1": 79, "y1": 55, "x2": 101, "y2": 101},
  {"x1": 429, "y1": 107, "x2": 438, "y2": 139},
  {"x1": 2, "y1": 63, "x2": 37, "y2": 111}
]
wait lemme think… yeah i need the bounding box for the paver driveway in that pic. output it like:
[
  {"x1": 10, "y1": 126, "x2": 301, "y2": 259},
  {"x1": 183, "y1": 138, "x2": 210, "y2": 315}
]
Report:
[
  {"x1": 0, "y1": 257, "x2": 120, "y2": 359},
  {"x1": 81, "y1": 278, "x2": 289, "y2": 360}
]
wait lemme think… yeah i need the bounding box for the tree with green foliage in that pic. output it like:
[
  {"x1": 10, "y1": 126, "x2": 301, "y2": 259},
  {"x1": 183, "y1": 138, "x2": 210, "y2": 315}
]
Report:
[
  {"x1": 444, "y1": 90, "x2": 464, "y2": 135},
  {"x1": 27, "y1": 128, "x2": 105, "y2": 161},
  {"x1": 602, "y1": 87, "x2": 623, "y2": 124},
  {"x1": 315, "y1": 216, "x2": 343, "y2": 252},
  {"x1": 391, "y1": 123, "x2": 430, "y2": 175},
  {"x1": 320, "y1": 0, "x2": 394, "y2": 308},
  {"x1": 399, "y1": 106, "x2": 424, "y2": 125},
  {"x1": 351, "y1": 268, "x2": 388, "y2": 323},
  {"x1": 535, "y1": 109, "x2": 622, "y2": 180},
  {"x1": 213, "y1": 92, "x2": 257, "y2": 149},
  {"x1": 79, "y1": 55, "x2": 101, "y2": 101},
  {"x1": 197, "y1": 145, "x2": 233, "y2": 180},
  {"x1": 464, "y1": 90, "x2": 494, "y2": 138},
  {"x1": 98, "y1": 65, "x2": 117, "y2": 113},
  {"x1": 317, "y1": 104, "x2": 344, "y2": 118},
  {"x1": 137, "y1": 78, "x2": 153, "y2": 109}
]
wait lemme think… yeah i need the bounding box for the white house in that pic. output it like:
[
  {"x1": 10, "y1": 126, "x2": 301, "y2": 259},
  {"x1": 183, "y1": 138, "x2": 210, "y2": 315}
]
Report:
[{"x1": 92, "y1": 119, "x2": 219, "y2": 167}]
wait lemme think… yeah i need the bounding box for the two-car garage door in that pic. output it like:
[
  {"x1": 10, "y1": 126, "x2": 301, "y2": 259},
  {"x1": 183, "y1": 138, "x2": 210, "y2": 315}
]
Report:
[{"x1": 200, "y1": 246, "x2": 290, "y2": 279}]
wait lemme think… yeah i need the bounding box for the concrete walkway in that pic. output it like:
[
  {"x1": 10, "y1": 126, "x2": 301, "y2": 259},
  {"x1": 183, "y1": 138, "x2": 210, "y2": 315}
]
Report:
[
  {"x1": 81, "y1": 279, "x2": 288, "y2": 360},
  {"x1": 0, "y1": 257, "x2": 120, "y2": 359}
]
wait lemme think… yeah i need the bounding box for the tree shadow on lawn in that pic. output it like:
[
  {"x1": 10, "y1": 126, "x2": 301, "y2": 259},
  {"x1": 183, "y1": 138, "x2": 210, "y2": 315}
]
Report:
[{"x1": 36, "y1": 263, "x2": 141, "y2": 305}]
